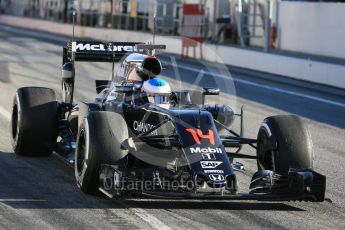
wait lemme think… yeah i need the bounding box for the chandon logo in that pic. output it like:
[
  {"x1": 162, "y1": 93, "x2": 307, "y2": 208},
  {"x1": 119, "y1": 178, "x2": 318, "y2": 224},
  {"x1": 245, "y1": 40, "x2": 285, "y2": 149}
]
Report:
[
  {"x1": 185, "y1": 128, "x2": 215, "y2": 145},
  {"x1": 133, "y1": 121, "x2": 157, "y2": 135}
]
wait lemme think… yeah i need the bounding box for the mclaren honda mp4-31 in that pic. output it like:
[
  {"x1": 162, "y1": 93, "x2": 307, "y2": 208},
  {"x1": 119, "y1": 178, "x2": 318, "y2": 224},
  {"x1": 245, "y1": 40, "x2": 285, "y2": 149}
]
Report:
[{"x1": 10, "y1": 40, "x2": 326, "y2": 201}]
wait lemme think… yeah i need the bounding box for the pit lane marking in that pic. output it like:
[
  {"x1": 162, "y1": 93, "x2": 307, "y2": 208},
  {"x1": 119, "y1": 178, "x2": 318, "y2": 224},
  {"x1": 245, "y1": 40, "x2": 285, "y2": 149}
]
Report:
[
  {"x1": 168, "y1": 62, "x2": 345, "y2": 109},
  {"x1": 114, "y1": 200, "x2": 171, "y2": 230},
  {"x1": 0, "y1": 106, "x2": 11, "y2": 121}
]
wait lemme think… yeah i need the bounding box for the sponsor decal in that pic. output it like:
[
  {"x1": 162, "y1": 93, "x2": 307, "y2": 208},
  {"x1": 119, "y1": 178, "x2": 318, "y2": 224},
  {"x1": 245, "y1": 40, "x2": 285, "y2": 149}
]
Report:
[
  {"x1": 202, "y1": 153, "x2": 216, "y2": 160},
  {"x1": 204, "y1": 170, "x2": 224, "y2": 174},
  {"x1": 186, "y1": 128, "x2": 215, "y2": 145},
  {"x1": 190, "y1": 147, "x2": 222, "y2": 154},
  {"x1": 200, "y1": 161, "x2": 222, "y2": 169},
  {"x1": 72, "y1": 42, "x2": 140, "y2": 52},
  {"x1": 209, "y1": 174, "x2": 225, "y2": 182},
  {"x1": 133, "y1": 121, "x2": 157, "y2": 135}
]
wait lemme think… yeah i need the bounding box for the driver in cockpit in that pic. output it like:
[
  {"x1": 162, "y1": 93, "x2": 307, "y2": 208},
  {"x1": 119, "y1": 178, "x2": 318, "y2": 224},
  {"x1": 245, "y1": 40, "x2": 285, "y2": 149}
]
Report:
[{"x1": 138, "y1": 78, "x2": 174, "y2": 109}]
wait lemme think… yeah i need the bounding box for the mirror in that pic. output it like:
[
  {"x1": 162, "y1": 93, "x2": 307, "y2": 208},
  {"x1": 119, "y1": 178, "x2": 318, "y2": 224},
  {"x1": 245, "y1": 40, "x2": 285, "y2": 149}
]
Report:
[
  {"x1": 203, "y1": 87, "x2": 220, "y2": 96},
  {"x1": 115, "y1": 85, "x2": 133, "y2": 93}
]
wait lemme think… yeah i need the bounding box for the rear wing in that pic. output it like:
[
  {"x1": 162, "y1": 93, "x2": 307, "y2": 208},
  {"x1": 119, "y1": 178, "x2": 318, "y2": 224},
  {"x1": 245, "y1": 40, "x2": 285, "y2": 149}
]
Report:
[{"x1": 63, "y1": 40, "x2": 143, "y2": 63}]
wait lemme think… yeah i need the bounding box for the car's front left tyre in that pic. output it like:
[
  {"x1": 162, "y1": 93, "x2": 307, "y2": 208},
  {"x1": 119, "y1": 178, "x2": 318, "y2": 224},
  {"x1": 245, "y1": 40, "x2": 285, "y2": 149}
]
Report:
[{"x1": 75, "y1": 111, "x2": 129, "y2": 195}]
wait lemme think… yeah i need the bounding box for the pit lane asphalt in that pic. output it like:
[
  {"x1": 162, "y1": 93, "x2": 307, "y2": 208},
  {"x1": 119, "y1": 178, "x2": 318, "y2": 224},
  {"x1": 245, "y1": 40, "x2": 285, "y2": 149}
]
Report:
[{"x1": 0, "y1": 24, "x2": 344, "y2": 230}]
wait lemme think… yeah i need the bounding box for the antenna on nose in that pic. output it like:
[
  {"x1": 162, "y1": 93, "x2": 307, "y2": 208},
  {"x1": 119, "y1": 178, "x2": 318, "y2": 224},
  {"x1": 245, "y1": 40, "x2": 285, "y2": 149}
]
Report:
[
  {"x1": 72, "y1": 10, "x2": 75, "y2": 43},
  {"x1": 153, "y1": 3, "x2": 157, "y2": 46},
  {"x1": 71, "y1": 9, "x2": 76, "y2": 64},
  {"x1": 153, "y1": 14, "x2": 156, "y2": 46}
]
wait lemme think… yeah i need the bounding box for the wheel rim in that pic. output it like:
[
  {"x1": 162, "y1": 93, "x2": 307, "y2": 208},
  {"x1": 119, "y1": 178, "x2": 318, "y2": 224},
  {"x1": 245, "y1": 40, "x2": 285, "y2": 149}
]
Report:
[
  {"x1": 76, "y1": 129, "x2": 86, "y2": 176},
  {"x1": 257, "y1": 130, "x2": 276, "y2": 171},
  {"x1": 11, "y1": 104, "x2": 19, "y2": 142}
]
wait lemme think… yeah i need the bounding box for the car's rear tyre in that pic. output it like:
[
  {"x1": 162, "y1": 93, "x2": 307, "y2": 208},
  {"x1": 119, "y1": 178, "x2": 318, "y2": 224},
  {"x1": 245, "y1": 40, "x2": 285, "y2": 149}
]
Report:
[
  {"x1": 256, "y1": 115, "x2": 313, "y2": 174},
  {"x1": 11, "y1": 87, "x2": 59, "y2": 156},
  {"x1": 75, "y1": 111, "x2": 129, "y2": 195}
]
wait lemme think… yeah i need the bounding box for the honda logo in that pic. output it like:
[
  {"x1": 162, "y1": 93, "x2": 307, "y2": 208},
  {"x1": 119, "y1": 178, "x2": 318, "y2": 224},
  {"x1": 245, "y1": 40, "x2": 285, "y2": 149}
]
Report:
[{"x1": 209, "y1": 174, "x2": 225, "y2": 182}]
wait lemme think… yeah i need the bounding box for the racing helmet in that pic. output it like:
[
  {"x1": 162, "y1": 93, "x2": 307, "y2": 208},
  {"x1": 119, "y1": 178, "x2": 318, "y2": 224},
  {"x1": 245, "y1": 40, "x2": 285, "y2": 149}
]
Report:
[{"x1": 142, "y1": 78, "x2": 171, "y2": 104}]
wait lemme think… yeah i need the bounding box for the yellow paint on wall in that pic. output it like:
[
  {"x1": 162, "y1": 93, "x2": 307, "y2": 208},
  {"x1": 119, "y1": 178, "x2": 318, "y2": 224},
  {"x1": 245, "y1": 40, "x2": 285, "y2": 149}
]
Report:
[
  {"x1": 130, "y1": 1, "x2": 138, "y2": 18},
  {"x1": 80, "y1": 27, "x2": 85, "y2": 37}
]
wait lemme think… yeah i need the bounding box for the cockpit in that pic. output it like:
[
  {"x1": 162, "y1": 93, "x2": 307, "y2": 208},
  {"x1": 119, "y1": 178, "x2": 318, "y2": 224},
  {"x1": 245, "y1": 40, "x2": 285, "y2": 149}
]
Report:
[{"x1": 115, "y1": 53, "x2": 163, "y2": 83}]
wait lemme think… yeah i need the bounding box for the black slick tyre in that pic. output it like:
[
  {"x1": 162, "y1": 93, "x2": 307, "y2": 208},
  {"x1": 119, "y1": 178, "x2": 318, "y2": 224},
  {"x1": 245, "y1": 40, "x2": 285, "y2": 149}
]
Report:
[
  {"x1": 256, "y1": 115, "x2": 313, "y2": 174},
  {"x1": 11, "y1": 87, "x2": 59, "y2": 156},
  {"x1": 75, "y1": 111, "x2": 129, "y2": 195}
]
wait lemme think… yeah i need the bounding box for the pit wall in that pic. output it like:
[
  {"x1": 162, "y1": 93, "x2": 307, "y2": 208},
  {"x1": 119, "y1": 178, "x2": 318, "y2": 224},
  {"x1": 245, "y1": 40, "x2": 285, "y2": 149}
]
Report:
[
  {"x1": 1, "y1": 15, "x2": 344, "y2": 89},
  {"x1": 278, "y1": 2, "x2": 345, "y2": 60}
]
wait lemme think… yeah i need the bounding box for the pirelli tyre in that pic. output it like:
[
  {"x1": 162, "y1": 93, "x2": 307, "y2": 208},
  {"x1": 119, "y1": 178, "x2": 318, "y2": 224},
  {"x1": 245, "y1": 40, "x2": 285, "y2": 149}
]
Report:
[
  {"x1": 256, "y1": 115, "x2": 313, "y2": 174},
  {"x1": 75, "y1": 111, "x2": 129, "y2": 195},
  {"x1": 11, "y1": 87, "x2": 59, "y2": 156}
]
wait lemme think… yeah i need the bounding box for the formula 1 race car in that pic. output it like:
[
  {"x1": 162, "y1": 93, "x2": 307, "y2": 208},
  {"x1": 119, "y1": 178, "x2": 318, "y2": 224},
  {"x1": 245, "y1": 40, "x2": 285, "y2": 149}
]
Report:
[{"x1": 10, "y1": 40, "x2": 326, "y2": 202}]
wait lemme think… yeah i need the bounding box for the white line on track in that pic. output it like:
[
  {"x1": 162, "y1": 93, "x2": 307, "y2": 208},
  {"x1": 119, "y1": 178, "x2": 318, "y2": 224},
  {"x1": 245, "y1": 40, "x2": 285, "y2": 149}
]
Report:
[
  {"x1": 171, "y1": 63, "x2": 345, "y2": 109},
  {"x1": 0, "y1": 199, "x2": 46, "y2": 202},
  {"x1": 130, "y1": 207, "x2": 171, "y2": 230},
  {"x1": 0, "y1": 106, "x2": 11, "y2": 121},
  {"x1": 115, "y1": 200, "x2": 171, "y2": 230}
]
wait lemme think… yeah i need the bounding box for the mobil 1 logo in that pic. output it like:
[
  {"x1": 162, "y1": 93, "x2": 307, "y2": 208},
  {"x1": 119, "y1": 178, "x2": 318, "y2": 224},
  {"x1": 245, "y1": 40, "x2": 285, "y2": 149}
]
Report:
[
  {"x1": 190, "y1": 147, "x2": 223, "y2": 160},
  {"x1": 202, "y1": 153, "x2": 216, "y2": 160}
]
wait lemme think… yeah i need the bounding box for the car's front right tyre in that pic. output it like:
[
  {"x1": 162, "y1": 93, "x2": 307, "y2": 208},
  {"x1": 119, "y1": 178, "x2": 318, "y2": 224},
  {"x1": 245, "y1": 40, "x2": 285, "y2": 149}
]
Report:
[{"x1": 256, "y1": 115, "x2": 313, "y2": 174}]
